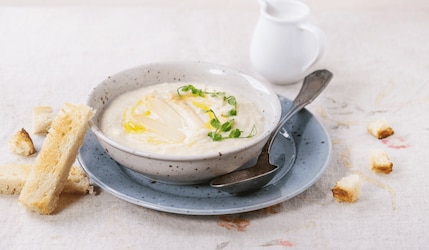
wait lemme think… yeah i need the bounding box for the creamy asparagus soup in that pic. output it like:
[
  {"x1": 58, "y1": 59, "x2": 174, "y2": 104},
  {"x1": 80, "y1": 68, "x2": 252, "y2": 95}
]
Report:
[{"x1": 100, "y1": 82, "x2": 264, "y2": 156}]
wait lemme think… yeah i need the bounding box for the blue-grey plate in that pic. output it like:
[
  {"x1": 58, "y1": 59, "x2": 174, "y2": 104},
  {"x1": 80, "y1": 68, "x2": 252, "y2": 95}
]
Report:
[{"x1": 78, "y1": 96, "x2": 331, "y2": 215}]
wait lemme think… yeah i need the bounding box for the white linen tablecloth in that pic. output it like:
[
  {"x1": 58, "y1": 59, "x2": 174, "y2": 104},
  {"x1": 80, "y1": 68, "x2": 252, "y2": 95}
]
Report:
[{"x1": 1, "y1": 0, "x2": 428, "y2": 249}]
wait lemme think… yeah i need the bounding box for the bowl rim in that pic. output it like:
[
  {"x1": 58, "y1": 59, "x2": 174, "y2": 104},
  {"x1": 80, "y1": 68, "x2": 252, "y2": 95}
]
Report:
[{"x1": 87, "y1": 61, "x2": 282, "y2": 161}]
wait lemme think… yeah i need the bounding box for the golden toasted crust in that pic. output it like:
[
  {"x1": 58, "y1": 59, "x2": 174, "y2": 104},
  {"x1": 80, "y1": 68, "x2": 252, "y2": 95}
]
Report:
[
  {"x1": 332, "y1": 174, "x2": 361, "y2": 203},
  {"x1": 332, "y1": 187, "x2": 354, "y2": 203},
  {"x1": 32, "y1": 106, "x2": 53, "y2": 134},
  {"x1": 18, "y1": 103, "x2": 94, "y2": 214},
  {"x1": 370, "y1": 149, "x2": 393, "y2": 174},
  {"x1": 0, "y1": 164, "x2": 91, "y2": 195},
  {"x1": 63, "y1": 165, "x2": 92, "y2": 194},
  {"x1": 7, "y1": 128, "x2": 36, "y2": 156},
  {"x1": 367, "y1": 119, "x2": 394, "y2": 139}
]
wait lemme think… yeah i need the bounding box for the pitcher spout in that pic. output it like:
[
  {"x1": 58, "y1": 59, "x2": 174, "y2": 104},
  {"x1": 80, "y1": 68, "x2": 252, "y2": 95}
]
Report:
[
  {"x1": 258, "y1": 0, "x2": 310, "y2": 22},
  {"x1": 258, "y1": 0, "x2": 269, "y2": 10}
]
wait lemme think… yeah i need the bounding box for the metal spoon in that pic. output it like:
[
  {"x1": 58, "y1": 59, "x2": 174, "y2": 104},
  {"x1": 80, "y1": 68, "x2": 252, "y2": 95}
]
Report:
[{"x1": 210, "y1": 69, "x2": 333, "y2": 194}]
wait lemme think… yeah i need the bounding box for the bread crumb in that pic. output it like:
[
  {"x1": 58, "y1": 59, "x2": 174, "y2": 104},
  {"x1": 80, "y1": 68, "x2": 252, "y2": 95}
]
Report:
[
  {"x1": 332, "y1": 174, "x2": 361, "y2": 203},
  {"x1": 32, "y1": 106, "x2": 53, "y2": 134},
  {"x1": 370, "y1": 149, "x2": 393, "y2": 174},
  {"x1": 7, "y1": 128, "x2": 36, "y2": 156},
  {"x1": 367, "y1": 118, "x2": 394, "y2": 139}
]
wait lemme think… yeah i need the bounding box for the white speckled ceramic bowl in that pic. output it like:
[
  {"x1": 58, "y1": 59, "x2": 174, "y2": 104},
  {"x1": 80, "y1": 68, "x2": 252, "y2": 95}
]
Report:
[{"x1": 87, "y1": 61, "x2": 281, "y2": 185}]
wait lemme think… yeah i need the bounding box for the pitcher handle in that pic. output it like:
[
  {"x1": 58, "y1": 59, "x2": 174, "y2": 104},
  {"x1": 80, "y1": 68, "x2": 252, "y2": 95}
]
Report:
[{"x1": 299, "y1": 23, "x2": 326, "y2": 72}]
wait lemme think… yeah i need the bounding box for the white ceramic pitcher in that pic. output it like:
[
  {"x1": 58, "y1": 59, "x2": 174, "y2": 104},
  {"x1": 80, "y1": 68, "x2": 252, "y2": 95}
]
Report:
[{"x1": 250, "y1": 0, "x2": 326, "y2": 85}]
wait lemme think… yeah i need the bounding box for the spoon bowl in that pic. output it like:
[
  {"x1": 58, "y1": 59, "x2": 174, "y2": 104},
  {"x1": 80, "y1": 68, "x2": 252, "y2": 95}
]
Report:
[
  {"x1": 210, "y1": 162, "x2": 278, "y2": 194},
  {"x1": 210, "y1": 69, "x2": 333, "y2": 194},
  {"x1": 209, "y1": 152, "x2": 282, "y2": 194}
]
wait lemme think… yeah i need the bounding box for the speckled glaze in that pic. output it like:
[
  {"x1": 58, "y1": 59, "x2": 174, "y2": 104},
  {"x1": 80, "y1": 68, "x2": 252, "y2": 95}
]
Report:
[
  {"x1": 77, "y1": 96, "x2": 331, "y2": 215},
  {"x1": 87, "y1": 61, "x2": 282, "y2": 184}
]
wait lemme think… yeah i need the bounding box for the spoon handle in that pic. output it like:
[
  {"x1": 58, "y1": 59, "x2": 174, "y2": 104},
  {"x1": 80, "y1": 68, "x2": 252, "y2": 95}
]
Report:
[{"x1": 265, "y1": 69, "x2": 333, "y2": 152}]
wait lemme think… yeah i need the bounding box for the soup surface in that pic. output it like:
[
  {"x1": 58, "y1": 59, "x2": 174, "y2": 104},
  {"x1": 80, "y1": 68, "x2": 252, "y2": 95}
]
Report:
[{"x1": 100, "y1": 82, "x2": 264, "y2": 156}]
